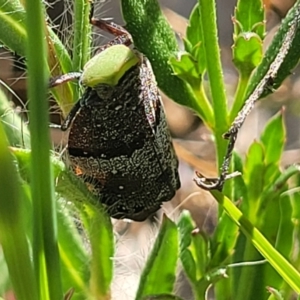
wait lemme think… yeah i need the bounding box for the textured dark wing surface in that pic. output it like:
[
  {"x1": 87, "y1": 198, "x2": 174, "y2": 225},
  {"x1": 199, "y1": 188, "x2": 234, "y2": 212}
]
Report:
[
  {"x1": 139, "y1": 57, "x2": 180, "y2": 192},
  {"x1": 66, "y1": 59, "x2": 180, "y2": 221}
]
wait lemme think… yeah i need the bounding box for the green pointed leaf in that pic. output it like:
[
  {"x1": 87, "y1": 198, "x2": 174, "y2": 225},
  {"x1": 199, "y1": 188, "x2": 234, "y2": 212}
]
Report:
[
  {"x1": 85, "y1": 204, "x2": 114, "y2": 299},
  {"x1": 243, "y1": 141, "x2": 265, "y2": 203},
  {"x1": 178, "y1": 211, "x2": 210, "y2": 283},
  {"x1": 56, "y1": 201, "x2": 90, "y2": 298},
  {"x1": 178, "y1": 211, "x2": 197, "y2": 283},
  {"x1": 178, "y1": 211, "x2": 227, "y2": 299},
  {"x1": 260, "y1": 111, "x2": 285, "y2": 165},
  {"x1": 0, "y1": 124, "x2": 37, "y2": 300},
  {"x1": 232, "y1": 152, "x2": 248, "y2": 202},
  {"x1": 234, "y1": 0, "x2": 265, "y2": 38},
  {"x1": 0, "y1": 247, "x2": 10, "y2": 296},
  {"x1": 210, "y1": 212, "x2": 239, "y2": 268},
  {"x1": 0, "y1": 0, "x2": 27, "y2": 56},
  {"x1": 169, "y1": 53, "x2": 202, "y2": 89},
  {"x1": 263, "y1": 163, "x2": 281, "y2": 188},
  {"x1": 276, "y1": 193, "x2": 294, "y2": 259},
  {"x1": 266, "y1": 287, "x2": 284, "y2": 300},
  {"x1": 186, "y1": 4, "x2": 202, "y2": 47},
  {"x1": 185, "y1": 3, "x2": 206, "y2": 74},
  {"x1": 136, "y1": 215, "x2": 178, "y2": 300},
  {"x1": 233, "y1": 32, "x2": 263, "y2": 75}
]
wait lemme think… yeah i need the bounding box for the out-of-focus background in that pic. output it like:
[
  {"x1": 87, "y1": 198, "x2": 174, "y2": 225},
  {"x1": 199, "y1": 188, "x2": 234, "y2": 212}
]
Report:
[{"x1": 1, "y1": 0, "x2": 300, "y2": 299}]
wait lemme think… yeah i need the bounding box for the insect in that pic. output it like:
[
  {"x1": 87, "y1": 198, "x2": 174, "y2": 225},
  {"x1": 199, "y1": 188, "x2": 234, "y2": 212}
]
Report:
[{"x1": 50, "y1": 14, "x2": 181, "y2": 221}]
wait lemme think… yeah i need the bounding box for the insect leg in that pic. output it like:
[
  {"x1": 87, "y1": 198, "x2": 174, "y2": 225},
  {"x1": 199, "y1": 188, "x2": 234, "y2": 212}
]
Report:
[
  {"x1": 90, "y1": 18, "x2": 130, "y2": 39},
  {"x1": 89, "y1": 7, "x2": 132, "y2": 48},
  {"x1": 60, "y1": 100, "x2": 82, "y2": 131},
  {"x1": 49, "y1": 72, "x2": 82, "y2": 88},
  {"x1": 60, "y1": 88, "x2": 95, "y2": 131}
]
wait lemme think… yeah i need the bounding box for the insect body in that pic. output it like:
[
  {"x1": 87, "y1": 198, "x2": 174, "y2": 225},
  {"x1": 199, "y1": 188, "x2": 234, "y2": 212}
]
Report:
[{"x1": 51, "y1": 18, "x2": 180, "y2": 221}]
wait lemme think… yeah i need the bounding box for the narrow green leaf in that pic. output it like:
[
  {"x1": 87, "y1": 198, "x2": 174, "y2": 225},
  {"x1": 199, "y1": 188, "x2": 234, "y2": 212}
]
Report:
[
  {"x1": 233, "y1": 0, "x2": 264, "y2": 75},
  {"x1": 136, "y1": 216, "x2": 178, "y2": 300},
  {"x1": 276, "y1": 194, "x2": 294, "y2": 260},
  {"x1": 85, "y1": 205, "x2": 114, "y2": 299},
  {"x1": 232, "y1": 32, "x2": 263, "y2": 75},
  {"x1": 262, "y1": 163, "x2": 281, "y2": 188},
  {"x1": 178, "y1": 211, "x2": 197, "y2": 283},
  {"x1": 232, "y1": 152, "x2": 248, "y2": 203},
  {"x1": 0, "y1": 0, "x2": 27, "y2": 56},
  {"x1": 243, "y1": 141, "x2": 265, "y2": 207},
  {"x1": 210, "y1": 212, "x2": 239, "y2": 268},
  {"x1": 0, "y1": 123, "x2": 37, "y2": 300},
  {"x1": 56, "y1": 201, "x2": 90, "y2": 298},
  {"x1": 178, "y1": 211, "x2": 210, "y2": 282},
  {"x1": 169, "y1": 53, "x2": 202, "y2": 89},
  {"x1": 260, "y1": 111, "x2": 285, "y2": 165},
  {"x1": 185, "y1": 3, "x2": 206, "y2": 74},
  {"x1": 0, "y1": 247, "x2": 10, "y2": 296},
  {"x1": 234, "y1": 0, "x2": 265, "y2": 38},
  {"x1": 186, "y1": 4, "x2": 202, "y2": 47},
  {"x1": 178, "y1": 211, "x2": 230, "y2": 298},
  {"x1": 26, "y1": 0, "x2": 63, "y2": 297}
]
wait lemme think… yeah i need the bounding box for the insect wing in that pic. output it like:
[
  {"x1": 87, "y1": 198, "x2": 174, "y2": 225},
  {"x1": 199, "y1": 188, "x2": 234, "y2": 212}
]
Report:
[{"x1": 139, "y1": 56, "x2": 181, "y2": 196}]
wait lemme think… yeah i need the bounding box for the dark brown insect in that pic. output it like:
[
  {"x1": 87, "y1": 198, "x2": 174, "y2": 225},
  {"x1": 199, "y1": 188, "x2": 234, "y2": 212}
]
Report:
[{"x1": 50, "y1": 16, "x2": 180, "y2": 221}]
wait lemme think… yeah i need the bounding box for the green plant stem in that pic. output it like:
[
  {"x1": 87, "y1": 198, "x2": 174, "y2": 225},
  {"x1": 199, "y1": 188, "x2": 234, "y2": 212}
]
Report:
[
  {"x1": 192, "y1": 84, "x2": 214, "y2": 128},
  {"x1": 198, "y1": 0, "x2": 228, "y2": 170},
  {"x1": 193, "y1": 281, "x2": 209, "y2": 300},
  {"x1": 72, "y1": 0, "x2": 91, "y2": 101},
  {"x1": 26, "y1": 0, "x2": 63, "y2": 299},
  {"x1": 230, "y1": 72, "x2": 249, "y2": 123}
]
